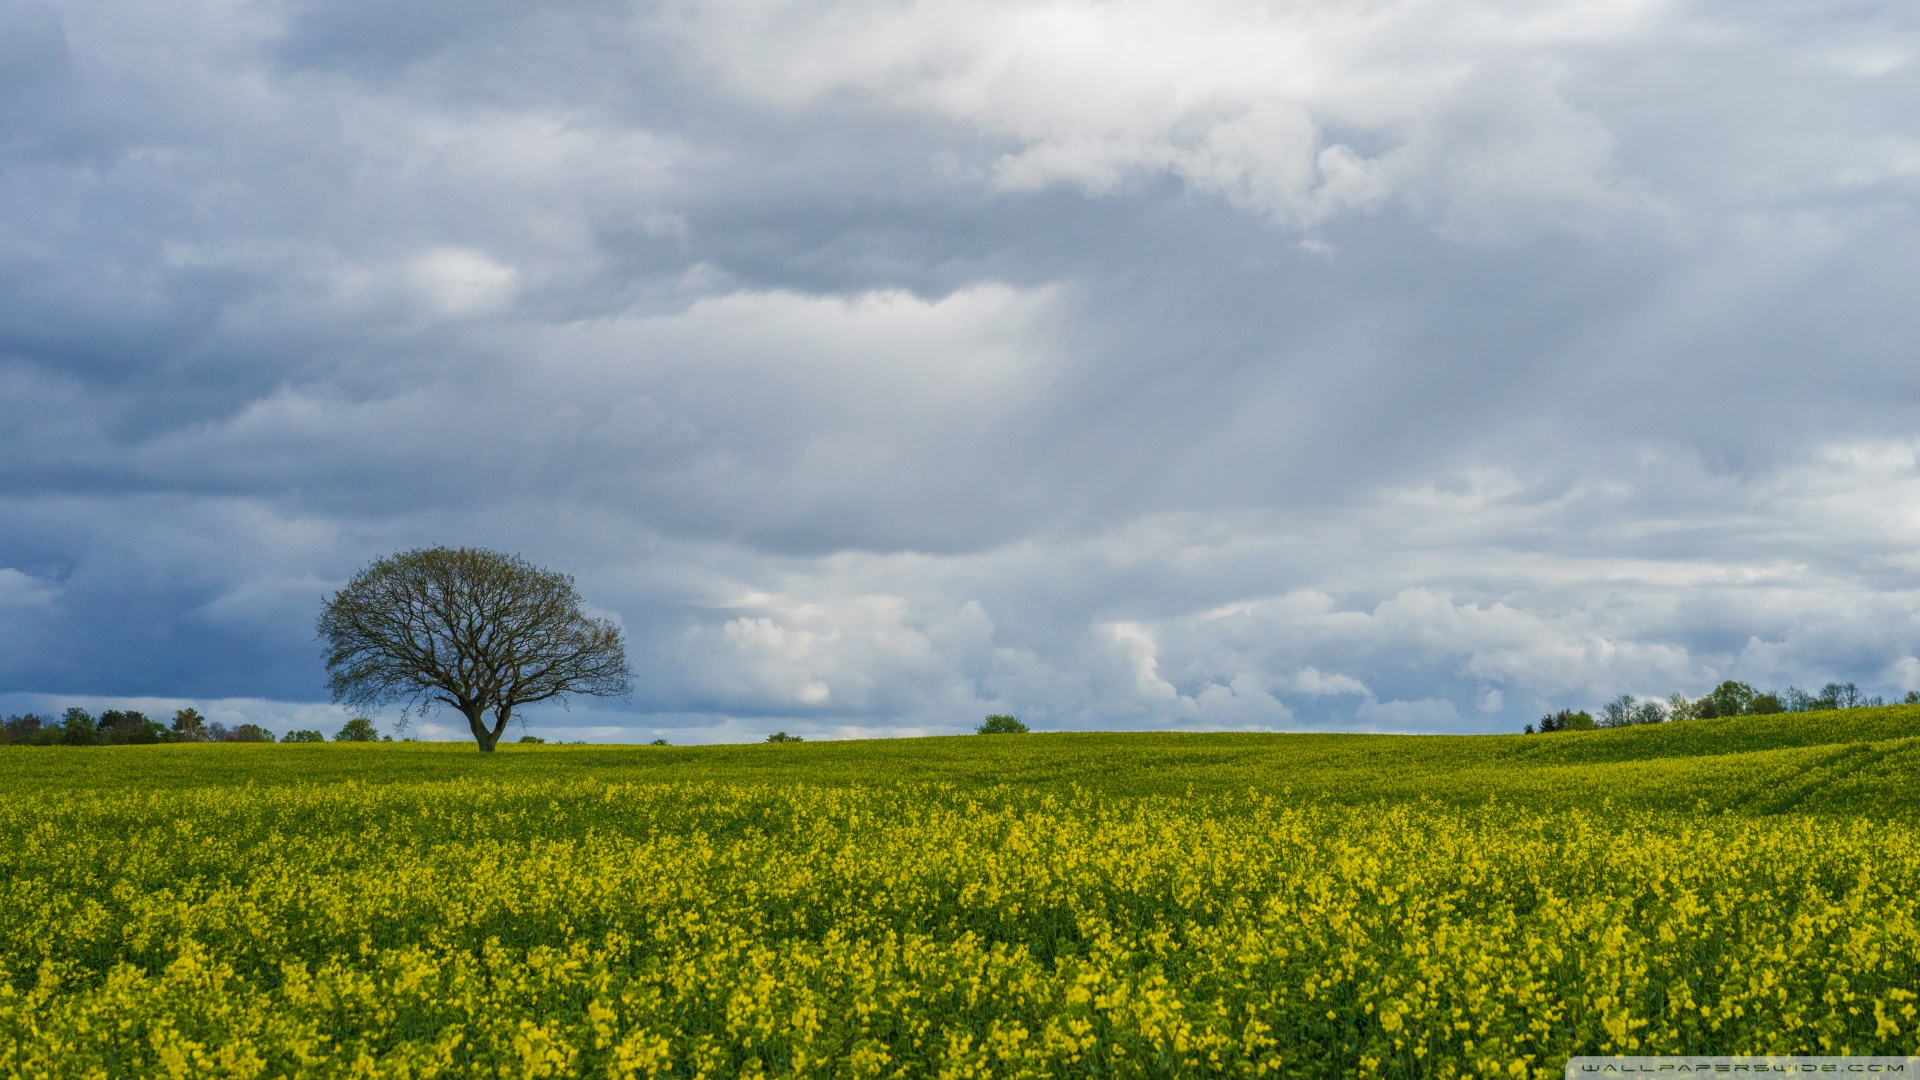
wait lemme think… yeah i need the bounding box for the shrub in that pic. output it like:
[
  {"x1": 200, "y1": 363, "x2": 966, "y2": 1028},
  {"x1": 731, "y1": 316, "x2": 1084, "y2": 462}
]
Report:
[
  {"x1": 976, "y1": 714, "x2": 1030, "y2": 734},
  {"x1": 517, "y1": 735, "x2": 545, "y2": 744},
  {"x1": 765, "y1": 732, "x2": 803, "y2": 743}
]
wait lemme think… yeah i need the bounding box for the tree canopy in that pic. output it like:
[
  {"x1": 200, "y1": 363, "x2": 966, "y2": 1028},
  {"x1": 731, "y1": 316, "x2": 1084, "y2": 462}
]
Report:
[{"x1": 317, "y1": 547, "x2": 630, "y2": 752}]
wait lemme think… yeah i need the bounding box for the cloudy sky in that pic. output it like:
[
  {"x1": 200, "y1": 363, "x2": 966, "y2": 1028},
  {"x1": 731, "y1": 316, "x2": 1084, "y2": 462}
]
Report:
[{"x1": 2, "y1": 0, "x2": 1918, "y2": 741}]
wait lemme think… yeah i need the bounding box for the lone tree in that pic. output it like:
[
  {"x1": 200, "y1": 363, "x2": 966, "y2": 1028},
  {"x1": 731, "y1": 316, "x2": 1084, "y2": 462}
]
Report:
[{"x1": 318, "y1": 547, "x2": 629, "y2": 752}]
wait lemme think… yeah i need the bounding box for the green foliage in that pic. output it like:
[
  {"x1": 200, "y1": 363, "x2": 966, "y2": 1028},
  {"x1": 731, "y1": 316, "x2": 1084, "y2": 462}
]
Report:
[
  {"x1": 1, "y1": 714, "x2": 51, "y2": 745},
  {"x1": 98, "y1": 710, "x2": 171, "y2": 744},
  {"x1": 171, "y1": 708, "x2": 208, "y2": 742},
  {"x1": 1534, "y1": 709, "x2": 1593, "y2": 732},
  {"x1": 765, "y1": 731, "x2": 803, "y2": 743},
  {"x1": 648, "y1": 738, "x2": 669, "y2": 746},
  {"x1": 282, "y1": 730, "x2": 325, "y2": 744},
  {"x1": 976, "y1": 713, "x2": 1030, "y2": 734},
  {"x1": 517, "y1": 735, "x2": 545, "y2": 744},
  {"x1": 60, "y1": 707, "x2": 97, "y2": 745},
  {"x1": 335, "y1": 717, "x2": 380, "y2": 742},
  {"x1": 1561, "y1": 678, "x2": 1894, "y2": 728},
  {"x1": 1706, "y1": 680, "x2": 1756, "y2": 718},
  {"x1": 4, "y1": 711, "x2": 1920, "y2": 1075}
]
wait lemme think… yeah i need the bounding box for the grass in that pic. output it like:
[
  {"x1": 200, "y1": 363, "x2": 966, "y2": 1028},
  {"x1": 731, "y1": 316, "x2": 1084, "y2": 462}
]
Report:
[{"x1": 6, "y1": 705, "x2": 1916, "y2": 815}]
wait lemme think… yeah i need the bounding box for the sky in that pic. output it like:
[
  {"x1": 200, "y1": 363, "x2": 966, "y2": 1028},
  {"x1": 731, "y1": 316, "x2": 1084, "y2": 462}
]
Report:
[{"x1": 2, "y1": 0, "x2": 1918, "y2": 742}]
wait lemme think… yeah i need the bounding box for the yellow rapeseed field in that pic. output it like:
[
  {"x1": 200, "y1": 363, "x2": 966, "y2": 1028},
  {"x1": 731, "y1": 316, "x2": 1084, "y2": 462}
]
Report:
[{"x1": 3, "y1": 712, "x2": 1918, "y2": 1078}]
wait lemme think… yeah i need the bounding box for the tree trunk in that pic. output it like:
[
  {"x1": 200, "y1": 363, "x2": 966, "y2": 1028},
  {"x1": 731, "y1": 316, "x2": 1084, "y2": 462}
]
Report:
[{"x1": 463, "y1": 704, "x2": 497, "y2": 752}]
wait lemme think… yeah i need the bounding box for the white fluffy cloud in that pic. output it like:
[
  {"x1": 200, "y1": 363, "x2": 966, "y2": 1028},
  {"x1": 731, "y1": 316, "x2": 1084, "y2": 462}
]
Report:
[{"x1": 664, "y1": 0, "x2": 1663, "y2": 236}]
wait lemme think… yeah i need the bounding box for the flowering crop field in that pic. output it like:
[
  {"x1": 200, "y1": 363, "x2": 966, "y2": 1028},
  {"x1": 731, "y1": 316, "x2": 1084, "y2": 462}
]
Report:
[{"x1": 4, "y1": 712, "x2": 1919, "y2": 1078}]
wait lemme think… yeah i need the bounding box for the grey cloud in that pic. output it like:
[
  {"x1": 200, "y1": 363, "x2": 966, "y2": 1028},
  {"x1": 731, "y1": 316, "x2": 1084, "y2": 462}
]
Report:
[{"x1": 2, "y1": 0, "x2": 1918, "y2": 738}]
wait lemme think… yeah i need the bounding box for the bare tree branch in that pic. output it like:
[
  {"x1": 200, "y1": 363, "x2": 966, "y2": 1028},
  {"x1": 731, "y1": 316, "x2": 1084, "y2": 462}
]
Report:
[{"x1": 317, "y1": 548, "x2": 631, "y2": 751}]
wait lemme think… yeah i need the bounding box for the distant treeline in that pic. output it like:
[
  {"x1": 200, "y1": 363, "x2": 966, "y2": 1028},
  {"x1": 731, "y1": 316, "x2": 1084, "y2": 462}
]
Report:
[
  {"x1": 1529, "y1": 680, "x2": 1918, "y2": 733},
  {"x1": 0, "y1": 708, "x2": 382, "y2": 746}
]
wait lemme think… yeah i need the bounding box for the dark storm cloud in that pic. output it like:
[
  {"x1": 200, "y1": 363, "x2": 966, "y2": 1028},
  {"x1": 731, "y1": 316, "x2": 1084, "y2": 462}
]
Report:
[{"x1": 2, "y1": 0, "x2": 1918, "y2": 738}]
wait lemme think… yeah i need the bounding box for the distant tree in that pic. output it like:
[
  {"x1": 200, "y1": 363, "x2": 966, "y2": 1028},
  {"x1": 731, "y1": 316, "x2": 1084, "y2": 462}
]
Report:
[
  {"x1": 765, "y1": 731, "x2": 803, "y2": 743},
  {"x1": 2, "y1": 714, "x2": 46, "y2": 744},
  {"x1": 1523, "y1": 723, "x2": 1535, "y2": 735},
  {"x1": 517, "y1": 735, "x2": 545, "y2": 744},
  {"x1": 1907, "y1": 691, "x2": 1920, "y2": 705},
  {"x1": 171, "y1": 708, "x2": 209, "y2": 742},
  {"x1": 1597, "y1": 696, "x2": 1666, "y2": 727},
  {"x1": 336, "y1": 717, "x2": 380, "y2": 742},
  {"x1": 283, "y1": 729, "x2": 325, "y2": 743},
  {"x1": 98, "y1": 707, "x2": 152, "y2": 737},
  {"x1": 60, "y1": 708, "x2": 97, "y2": 746},
  {"x1": 1814, "y1": 682, "x2": 1882, "y2": 709},
  {"x1": 318, "y1": 547, "x2": 630, "y2": 753},
  {"x1": 976, "y1": 714, "x2": 1030, "y2": 734},
  {"x1": 1781, "y1": 686, "x2": 1816, "y2": 713},
  {"x1": 1599, "y1": 695, "x2": 1638, "y2": 728},
  {"x1": 648, "y1": 738, "x2": 669, "y2": 746},
  {"x1": 1748, "y1": 692, "x2": 1784, "y2": 715},
  {"x1": 232, "y1": 724, "x2": 277, "y2": 743},
  {"x1": 98, "y1": 710, "x2": 160, "y2": 744},
  {"x1": 1535, "y1": 710, "x2": 1592, "y2": 733},
  {"x1": 1707, "y1": 681, "x2": 1757, "y2": 719},
  {"x1": 1666, "y1": 692, "x2": 1699, "y2": 721}
]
